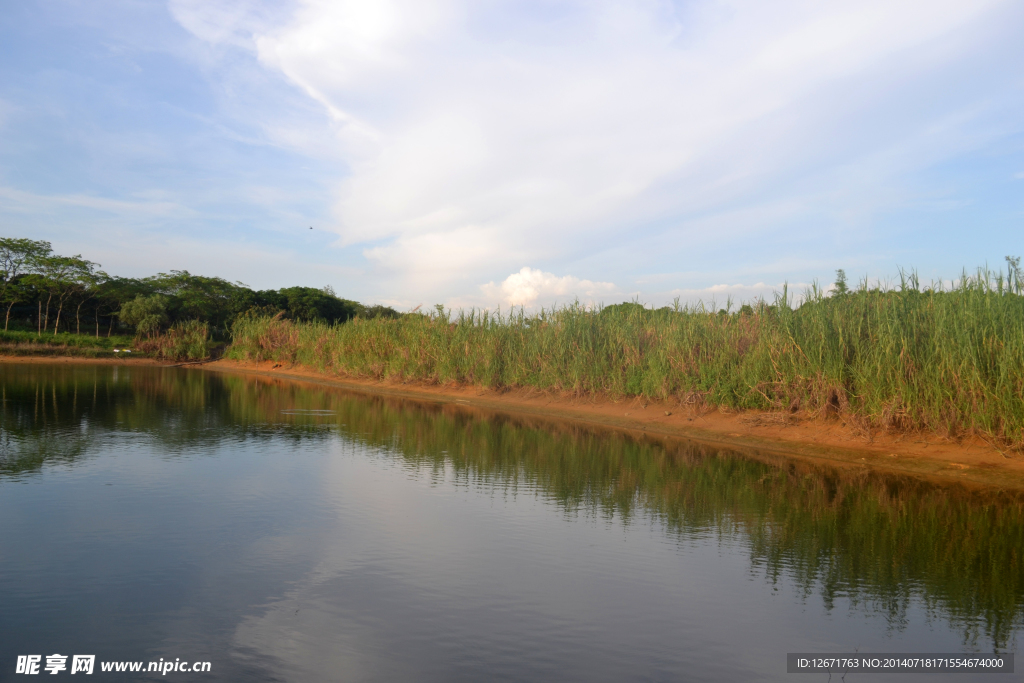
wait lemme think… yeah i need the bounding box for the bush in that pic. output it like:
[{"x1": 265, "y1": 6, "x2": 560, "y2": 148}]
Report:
[
  {"x1": 135, "y1": 320, "x2": 209, "y2": 360},
  {"x1": 119, "y1": 294, "x2": 169, "y2": 337}
]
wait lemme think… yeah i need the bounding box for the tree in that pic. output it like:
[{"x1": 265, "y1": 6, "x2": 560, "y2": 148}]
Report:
[
  {"x1": 278, "y1": 286, "x2": 361, "y2": 323},
  {"x1": 145, "y1": 270, "x2": 250, "y2": 331},
  {"x1": 833, "y1": 269, "x2": 849, "y2": 296},
  {"x1": 29, "y1": 254, "x2": 98, "y2": 335},
  {"x1": 119, "y1": 294, "x2": 169, "y2": 337},
  {"x1": 0, "y1": 238, "x2": 51, "y2": 330},
  {"x1": 93, "y1": 275, "x2": 154, "y2": 337},
  {"x1": 72, "y1": 269, "x2": 101, "y2": 335}
]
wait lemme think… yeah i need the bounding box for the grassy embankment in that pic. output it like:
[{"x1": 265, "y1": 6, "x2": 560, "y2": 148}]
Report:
[
  {"x1": 227, "y1": 269, "x2": 1024, "y2": 449},
  {"x1": 0, "y1": 329, "x2": 136, "y2": 358},
  {"x1": 0, "y1": 319, "x2": 211, "y2": 361}
]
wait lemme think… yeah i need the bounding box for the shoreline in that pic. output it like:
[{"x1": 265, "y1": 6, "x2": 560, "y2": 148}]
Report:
[{"x1": 6, "y1": 354, "x2": 1023, "y2": 490}]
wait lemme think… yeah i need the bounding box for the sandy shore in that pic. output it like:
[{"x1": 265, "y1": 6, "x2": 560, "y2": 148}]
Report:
[{"x1": 6, "y1": 354, "x2": 1023, "y2": 490}]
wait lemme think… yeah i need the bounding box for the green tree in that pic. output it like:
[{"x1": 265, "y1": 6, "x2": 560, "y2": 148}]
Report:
[
  {"x1": 92, "y1": 274, "x2": 153, "y2": 335},
  {"x1": 278, "y1": 286, "x2": 361, "y2": 323},
  {"x1": 146, "y1": 270, "x2": 250, "y2": 331},
  {"x1": 29, "y1": 254, "x2": 99, "y2": 335},
  {"x1": 833, "y1": 269, "x2": 849, "y2": 296},
  {"x1": 0, "y1": 237, "x2": 52, "y2": 330},
  {"x1": 119, "y1": 294, "x2": 169, "y2": 337},
  {"x1": 361, "y1": 304, "x2": 402, "y2": 320},
  {"x1": 93, "y1": 275, "x2": 154, "y2": 337}
]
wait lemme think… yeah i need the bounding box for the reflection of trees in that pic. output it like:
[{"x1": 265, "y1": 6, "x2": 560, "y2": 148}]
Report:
[
  {"x1": 0, "y1": 365, "x2": 330, "y2": 475},
  {"x1": 3, "y1": 364, "x2": 1023, "y2": 650}
]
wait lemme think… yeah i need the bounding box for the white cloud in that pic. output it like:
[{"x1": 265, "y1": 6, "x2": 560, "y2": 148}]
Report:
[
  {"x1": 480, "y1": 267, "x2": 618, "y2": 309},
  {"x1": 165, "y1": 0, "x2": 1017, "y2": 298}
]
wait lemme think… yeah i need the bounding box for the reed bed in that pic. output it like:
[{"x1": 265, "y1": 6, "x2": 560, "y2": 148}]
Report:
[
  {"x1": 134, "y1": 320, "x2": 210, "y2": 361},
  {"x1": 227, "y1": 268, "x2": 1024, "y2": 448}
]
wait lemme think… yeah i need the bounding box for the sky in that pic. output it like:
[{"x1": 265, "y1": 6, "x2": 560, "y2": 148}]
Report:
[{"x1": 0, "y1": 0, "x2": 1021, "y2": 311}]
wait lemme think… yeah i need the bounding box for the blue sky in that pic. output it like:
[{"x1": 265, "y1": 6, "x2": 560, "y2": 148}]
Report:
[{"x1": 1, "y1": 0, "x2": 1022, "y2": 310}]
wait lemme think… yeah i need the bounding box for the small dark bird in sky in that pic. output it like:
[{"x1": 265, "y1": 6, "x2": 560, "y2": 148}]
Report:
[{"x1": 309, "y1": 226, "x2": 313, "y2": 229}]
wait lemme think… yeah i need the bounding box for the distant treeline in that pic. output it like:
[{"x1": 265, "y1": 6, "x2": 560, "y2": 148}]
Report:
[{"x1": 0, "y1": 237, "x2": 400, "y2": 338}]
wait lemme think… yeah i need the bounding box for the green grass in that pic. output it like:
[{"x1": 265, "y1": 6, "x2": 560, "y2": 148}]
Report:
[
  {"x1": 0, "y1": 329, "x2": 137, "y2": 358},
  {"x1": 0, "y1": 329, "x2": 135, "y2": 349},
  {"x1": 134, "y1": 320, "x2": 211, "y2": 361},
  {"x1": 227, "y1": 266, "x2": 1024, "y2": 448},
  {"x1": 0, "y1": 324, "x2": 211, "y2": 361}
]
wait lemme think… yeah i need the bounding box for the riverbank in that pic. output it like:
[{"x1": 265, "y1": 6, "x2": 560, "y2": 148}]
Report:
[
  {"x1": 5, "y1": 354, "x2": 1021, "y2": 489},
  {"x1": 201, "y1": 357, "x2": 1024, "y2": 491},
  {"x1": 228, "y1": 281, "x2": 1024, "y2": 454}
]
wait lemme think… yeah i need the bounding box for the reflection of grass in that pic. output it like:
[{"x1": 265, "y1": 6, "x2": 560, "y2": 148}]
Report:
[
  {"x1": 228, "y1": 270, "x2": 1024, "y2": 448},
  {"x1": 4, "y1": 364, "x2": 1024, "y2": 649}
]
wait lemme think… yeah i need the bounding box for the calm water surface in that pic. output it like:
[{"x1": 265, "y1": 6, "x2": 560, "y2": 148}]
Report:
[{"x1": 1, "y1": 364, "x2": 1021, "y2": 681}]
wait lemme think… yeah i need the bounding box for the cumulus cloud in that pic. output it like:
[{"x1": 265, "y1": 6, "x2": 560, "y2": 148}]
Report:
[
  {"x1": 480, "y1": 267, "x2": 618, "y2": 309},
  {"x1": 164, "y1": 0, "x2": 1018, "y2": 297}
]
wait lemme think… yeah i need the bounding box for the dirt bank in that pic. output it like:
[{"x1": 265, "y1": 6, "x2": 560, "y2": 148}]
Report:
[{"x1": 5, "y1": 354, "x2": 1022, "y2": 490}]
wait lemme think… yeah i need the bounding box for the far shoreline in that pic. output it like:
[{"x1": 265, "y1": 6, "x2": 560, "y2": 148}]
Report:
[{"x1": 5, "y1": 354, "x2": 1023, "y2": 491}]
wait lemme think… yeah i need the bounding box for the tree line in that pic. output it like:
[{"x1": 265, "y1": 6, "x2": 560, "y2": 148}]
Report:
[{"x1": 0, "y1": 237, "x2": 400, "y2": 338}]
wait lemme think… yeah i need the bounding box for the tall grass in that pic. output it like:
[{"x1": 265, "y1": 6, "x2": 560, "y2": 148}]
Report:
[
  {"x1": 135, "y1": 320, "x2": 210, "y2": 361},
  {"x1": 227, "y1": 267, "x2": 1024, "y2": 447},
  {"x1": 0, "y1": 329, "x2": 134, "y2": 349}
]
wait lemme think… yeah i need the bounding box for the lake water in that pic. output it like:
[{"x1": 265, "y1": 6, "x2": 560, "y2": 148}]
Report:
[{"x1": 1, "y1": 363, "x2": 1021, "y2": 681}]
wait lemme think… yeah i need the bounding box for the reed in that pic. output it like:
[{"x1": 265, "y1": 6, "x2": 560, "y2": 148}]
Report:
[
  {"x1": 134, "y1": 320, "x2": 210, "y2": 361},
  {"x1": 227, "y1": 267, "x2": 1024, "y2": 448}
]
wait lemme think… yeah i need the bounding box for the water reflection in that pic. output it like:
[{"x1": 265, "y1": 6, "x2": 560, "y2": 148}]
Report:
[{"x1": 2, "y1": 363, "x2": 1022, "y2": 665}]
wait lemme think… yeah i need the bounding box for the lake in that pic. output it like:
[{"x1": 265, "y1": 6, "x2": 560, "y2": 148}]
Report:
[{"x1": 1, "y1": 363, "x2": 1021, "y2": 681}]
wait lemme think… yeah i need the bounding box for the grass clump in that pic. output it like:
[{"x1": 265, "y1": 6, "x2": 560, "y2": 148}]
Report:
[
  {"x1": 134, "y1": 320, "x2": 210, "y2": 361},
  {"x1": 226, "y1": 267, "x2": 1024, "y2": 448}
]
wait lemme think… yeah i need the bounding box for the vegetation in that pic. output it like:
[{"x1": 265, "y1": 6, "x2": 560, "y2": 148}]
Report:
[
  {"x1": 134, "y1": 320, "x2": 210, "y2": 361},
  {"x1": 229, "y1": 263, "x2": 1024, "y2": 448},
  {"x1": 0, "y1": 329, "x2": 135, "y2": 358},
  {"x1": 4, "y1": 236, "x2": 1023, "y2": 445},
  {"x1": 0, "y1": 236, "x2": 400, "y2": 360}
]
